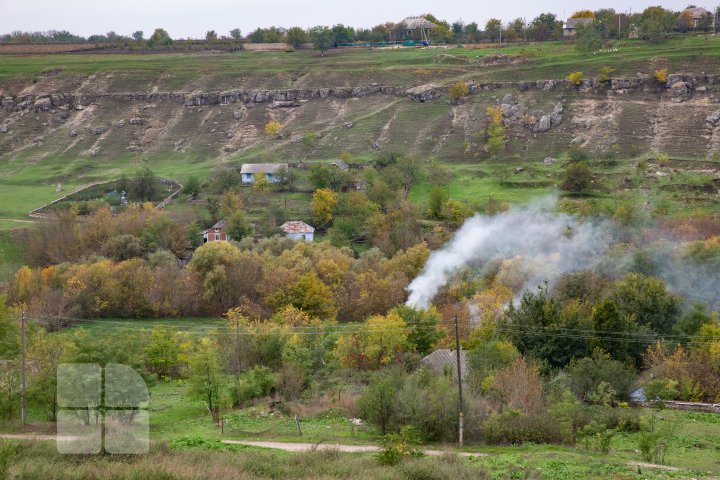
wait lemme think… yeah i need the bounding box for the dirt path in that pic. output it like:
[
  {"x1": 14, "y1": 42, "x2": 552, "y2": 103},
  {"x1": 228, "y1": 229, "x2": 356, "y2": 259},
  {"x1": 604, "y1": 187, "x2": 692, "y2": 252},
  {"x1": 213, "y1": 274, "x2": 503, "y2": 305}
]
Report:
[{"x1": 221, "y1": 440, "x2": 486, "y2": 457}]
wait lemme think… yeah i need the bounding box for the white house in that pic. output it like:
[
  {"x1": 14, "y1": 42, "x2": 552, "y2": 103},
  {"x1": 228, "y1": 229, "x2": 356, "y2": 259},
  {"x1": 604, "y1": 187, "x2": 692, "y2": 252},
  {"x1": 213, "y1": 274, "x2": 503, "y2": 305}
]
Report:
[
  {"x1": 280, "y1": 221, "x2": 315, "y2": 242},
  {"x1": 240, "y1": 163, "x2": 287, "y2": 184}
]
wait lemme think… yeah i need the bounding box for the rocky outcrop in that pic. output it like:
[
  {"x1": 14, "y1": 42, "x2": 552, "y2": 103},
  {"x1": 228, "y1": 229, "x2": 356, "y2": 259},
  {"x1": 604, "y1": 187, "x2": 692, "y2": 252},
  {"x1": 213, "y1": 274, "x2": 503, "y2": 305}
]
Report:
[
  {"x1": 406, "y1": 84, "x2": 437, "y2": 102},
  {"x1": 706, "y1": 111, "x2": 720, "y2": 127},
  {"x1": 129, "y1": 117, "x2": 144, "y2": 125}
]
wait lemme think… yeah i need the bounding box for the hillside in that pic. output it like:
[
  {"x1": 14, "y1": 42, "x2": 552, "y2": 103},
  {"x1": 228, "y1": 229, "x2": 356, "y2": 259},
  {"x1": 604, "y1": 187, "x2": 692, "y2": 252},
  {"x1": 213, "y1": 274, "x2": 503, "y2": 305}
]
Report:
[{"x1": 2, "y1": 37, "x2": 720, "y2": 227}]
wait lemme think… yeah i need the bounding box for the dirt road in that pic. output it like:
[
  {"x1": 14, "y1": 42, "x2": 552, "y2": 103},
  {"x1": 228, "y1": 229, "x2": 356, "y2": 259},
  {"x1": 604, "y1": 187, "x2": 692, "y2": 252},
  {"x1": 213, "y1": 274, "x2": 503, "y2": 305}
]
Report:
[{"x1": 221, "y1": 440, "x2": 486, "y2": 457}]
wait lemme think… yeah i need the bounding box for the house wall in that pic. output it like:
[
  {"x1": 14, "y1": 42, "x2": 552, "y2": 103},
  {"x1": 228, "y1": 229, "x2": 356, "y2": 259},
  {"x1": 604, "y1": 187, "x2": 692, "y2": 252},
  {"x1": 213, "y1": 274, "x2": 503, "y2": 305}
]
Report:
[
  {"x1": 203, "y1": 229, "x2": 230, "y2": 243},
  {"x1": 286, "y1": 232, "x2": 314, "y2": 242}
]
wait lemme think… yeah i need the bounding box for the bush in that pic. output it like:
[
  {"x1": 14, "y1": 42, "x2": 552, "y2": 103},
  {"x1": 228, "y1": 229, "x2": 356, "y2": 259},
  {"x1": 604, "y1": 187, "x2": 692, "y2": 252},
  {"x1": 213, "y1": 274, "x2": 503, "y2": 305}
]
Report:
[
  {"x1": 644, "y1": 378, "x2": 679, "y2": 401},
  {"x1": 448, "y1": 82, "x2": 470, "y2": 100},
  {"x1": 597, "y1": 66, "x2": 616, "y2": 83},
  {"x1": 561, "y1": 163, "x2": 593, "y2": 193},
  {"x1": 101, "y1": 234, "x2": 144, "y2": 261},
  {"x1": 654, "y1": 68, "x2": 668, "y2": 84},
  {"x1": 358, "y1": 367, "x2": 405, "y2": 434},
  {"x1": 182, "y1": 176, "x2": 201, "y2": 198},
  {"x1": 481, "y1": 411, "x2": 566, "y2": 445},
  {"x1": 236, "y1": 366, "x2": 277, "y2": 405},
  {"x1": 376, "y1": 426, "x2": 423, "y2": 466},
  {"x1": 264, "y1": 121, "x2": 282, "y2": 136},
  {"x1": 567, "y1": 71, "x2": 583, "y2": 86},
  {"x1": 301, "y1": 132, "x2": 317, "y2": 147}
]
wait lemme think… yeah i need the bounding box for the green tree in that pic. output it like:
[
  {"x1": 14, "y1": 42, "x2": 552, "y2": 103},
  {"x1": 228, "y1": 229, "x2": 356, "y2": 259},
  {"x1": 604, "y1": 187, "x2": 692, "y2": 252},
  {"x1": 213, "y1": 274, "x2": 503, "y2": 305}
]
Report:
[
  {"x1": 610, "y1": 273, "x2": 681, "y2": 335},
  {"x1": 132, "y1": 31, "x2": 144, "y2": 42},
  {"x1": 530, "y1": 13, "x2": 560, "y2": 41},
  {"x1": 147, "y1": 28, "x2": 172, "y2": 47},
  {"x1": 230, "y1": 28, "x2": 242, "y2": 40},
  {"x1": 185, "y1": 338, "x2": 228, "y2": 423},
  {"x1": 285, "y1": 27, "x2": 307, "y2": 48},
  {"x1": 331, "y1": 24, "x2": 355, "y2": 44},
  {"x1": 205, "y1": 30, "x2": 218, "y2": 41},
  {"x1": 638, "y1": 6, "x2": 676, "y2": 43},
  {"x1": 427, "y1": 186, "x2": 448, "y2": 219},
  {"x1": 144, "y1": 327, "x2": 181, "y2": 377},
  {"x1": 575, "y1": 23, "x2": 602, "y2": 53},
  {"x1": 226, "y1": 212, "x2": 252, "y2": 242},
  {"x1": 130, "y1": 167, "x2": 160, "y2": 202},
  {"x1": 182, "y1": 176, "x2": 201, "y2": 199},
  {"x1": 485, "y1": 18, "x2": 502, "y2": 42},
  {"x1": 392, "y1": 305, "x2": 445, "y2": 355},
  {"x1": 561, "y1": 163, "x2": 593, "y2": 193},
  {"x1": 567, "y1": 348, "x2": 636, "y2": 403},
  {"x1": 358, "y1": 367, "x2": 405, "y2": 434},
  {"x1": 308, "y1": 26, "x2": 334, "y2": 54}
]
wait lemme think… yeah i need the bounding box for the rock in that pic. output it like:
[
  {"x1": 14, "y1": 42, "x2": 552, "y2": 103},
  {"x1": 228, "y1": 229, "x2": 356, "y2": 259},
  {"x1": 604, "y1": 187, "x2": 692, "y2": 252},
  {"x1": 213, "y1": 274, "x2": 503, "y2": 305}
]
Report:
[
  {"x1": 88, "y1": 147, "x2": 100, "y2": 157},
  {"x1": 344, "y1": 121, "x2": 353, "y2": 129},
  {"x1": 514, "y1": 167, "x2": 524, "y2": 174},
  {"x1": 91, "y1": 126, "x2": 107, "y2": 135},
  {"x1": 706, "y1": 111, "x2": 720, "y2": 126},
  {"x1": 129, "y1": 117, "x2": 144, "y2": 125},
  {"x1": 126, "y1": 145, "x2": 143, "y2": 152},
  {"x1": 406, "y1": 84, "x2": 436, "y2": 102},
  {"x1": 59, "y1": 111, "x2": 69, "y2": 120},
  {"x1": 74, "y1": 104, "x2": 84, "y2": 111},
  {"x1": 70, "y1": 130, "x2": 78, "y2": 137},
  {"x1": 371, "y1": 141, "x2": 381, "y2": 150},
  {"x1": 1, "y1": 97, "x2": 15, "y2": 111},
  {"x1": 0, "y1": 125, "x2": 7, "y2": 133},
  {"x1": 533, "y1": 115, "x2": 552, "y2": 133},
  {"x1": 115, "y1": 120, "x2": 125, "y2": 128},
  {"x1": 290, "y1": 134, "x2": 302, "y2": 143},
  {"x1": 233, "y1": 110, "x2": 245, "y2": 120},
  {"x1": 33, "y1": 97, "x2": 52, "y2": 111},
  {"x1": 501, "y1": 94, "x2": 515, "y2": 105},
  {"x1": 549, "y1": 111, "x2": 563, "y2": 128},
  {"x1": 670, "y1": 81, "x2": 690, "y2": 102},
  {"x1": 543, "y1": 157, "x2": 557, "y2": 165}
]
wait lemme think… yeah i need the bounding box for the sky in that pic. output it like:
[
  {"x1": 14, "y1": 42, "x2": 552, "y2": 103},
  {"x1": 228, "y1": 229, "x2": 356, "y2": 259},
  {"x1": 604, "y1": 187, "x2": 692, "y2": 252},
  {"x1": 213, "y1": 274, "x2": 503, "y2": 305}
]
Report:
[{"x1": 0, "y1": 0, "x2": 708, "y2": 38}]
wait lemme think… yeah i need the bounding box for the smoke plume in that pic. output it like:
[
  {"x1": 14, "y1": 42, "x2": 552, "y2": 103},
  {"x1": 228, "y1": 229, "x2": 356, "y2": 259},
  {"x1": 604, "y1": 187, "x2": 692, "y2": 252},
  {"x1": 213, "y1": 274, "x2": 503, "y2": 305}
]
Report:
[{"x1": 406, "y1": 199, "x2": 612, "y2": 309}]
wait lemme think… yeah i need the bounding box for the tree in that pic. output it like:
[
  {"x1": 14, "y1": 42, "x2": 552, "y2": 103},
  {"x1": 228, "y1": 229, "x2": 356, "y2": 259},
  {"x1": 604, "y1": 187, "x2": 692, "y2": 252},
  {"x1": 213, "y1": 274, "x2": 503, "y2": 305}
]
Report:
[
  {"x1": 568, "y1": 348, "x2": 636, "y2": 403},
  {"x1": 465, "y1": 22, "x2": 480, "y2": 42},
  {"x1": 427, "y1": 186, "x2": 448, "y2": 219},
  {"x1": 229, "y1": 28, "x2": 242, "y2": 40},
  {"x1": 530, "y1": 13, "x2": 560, "y2": 41},
  {"x1": 205, "y1": 30, "x2": 218, "y2": 41},
  {"x1": 331, "y1": 24, "x2": 355, "y2": 44},
  {"x1": 571, "y1": 10, "x2": 595, "y2": 18},
  {"x1": 130, "y1": 167, "x2": 159, "y2": 202},
  {"x1": 505, "y1": 18, "x2": 527, "y2": 42},
  {"x1": 272, "y1": 272, "x2": 336, "y2": 320},
  {"x1": 226, "y1": 212, "x2": 252, "y2": 241},
  {"x1": 147, "y1": 28, "x2": 172, "y2": 47},
  {"x1": 144, "y1": 327, "x2": 181, "y2": 377},
  {"x1": 308, "y1": 26, "x2": 334, "y2": 55},
  {"x1": 189, "y1": 241, "x2": 242, "y2": 278},
  {"x1": 312, "y1": 188, "x2": 338, "y2": 227},
  {"x1": 358, "y1": 367, "x2": 405, "y2": 434},
  {"x1": 101, "y1": 234, "x2": 143, "y2": 261},
  {"x1": 185, "y1": 338, "x2": 228, "y2": 423},
  {"x1": 638, "y1": 6, "x2": 676, "y2": 43},
  {"x1": 0, "y1": 297, "x2": 19, "y2": 358},
  {"x1": 392, "y1": 305, "x2": 445, "y2": 355},
  {"x1": 285, "y1": 27, "x2": 307, "y2": 48},
  {"x1": 336, "y1": 312, "x2": 409, "y2": 369},
  {"x1": 132, "y1": 30, "x2": 144, "y2": 42},
  {"x1": 575, "y1": 23, "x2": 602, "y2": 53},
  {"x1": 610, "y1": 273, "x2": 681, "y2": 335},
  {"x1": 561, "y1": 163, "x2": 593, "y2": 193},
  {"x1": 486, "y1": 105, "x2": 505, "y2": 158},
  {"x1": 485, "y1": 18, "x2": 502, "y2": 42},
  {"x1": 264, "y1": 121, "x2": 282, "y2": 136},
  {"x1": 182, "y1": 176, "x2": 201, "y2": 199}
]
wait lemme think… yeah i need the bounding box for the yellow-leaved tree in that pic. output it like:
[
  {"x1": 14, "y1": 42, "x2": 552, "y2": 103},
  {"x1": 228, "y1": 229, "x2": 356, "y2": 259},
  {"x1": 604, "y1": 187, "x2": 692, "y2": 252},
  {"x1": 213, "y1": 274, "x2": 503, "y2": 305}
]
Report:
[
  {"x1": 335, "y1": 312, "x2": 409, "y2": 369},
  {"x1": 312, "y1": 188, "x2": 338, "y2": 228}
]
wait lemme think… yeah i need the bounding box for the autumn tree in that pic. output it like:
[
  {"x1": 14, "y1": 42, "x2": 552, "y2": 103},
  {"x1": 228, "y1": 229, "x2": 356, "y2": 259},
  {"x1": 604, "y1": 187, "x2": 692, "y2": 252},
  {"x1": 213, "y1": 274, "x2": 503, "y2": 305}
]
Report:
[
  {"x1": 271, "y1": 272, "x2": 336, "y2": 319},
  {"x1": 485, "y1": 18, "x2": 502, "y2": 42},
  {"x1": 486, "y1": 105, "x2": 505, "y2": 158},
  {"x1": 336, "y1": 312, "x2": 409, "y2": 369},
  {"x1": 312, "y1": 188, "x2": 338, "y2": 227},
  {"x1": 561, "y1": 163, "x2": 593, "y2": 194}
]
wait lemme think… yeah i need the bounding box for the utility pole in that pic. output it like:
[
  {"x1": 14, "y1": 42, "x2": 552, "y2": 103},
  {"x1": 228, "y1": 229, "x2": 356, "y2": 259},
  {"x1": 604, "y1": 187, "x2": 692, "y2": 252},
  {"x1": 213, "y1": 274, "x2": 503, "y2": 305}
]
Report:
[
  {"x1": 453, "y1": 315, "x2": 464, "y2": 447},
  {"x1": 20, "y1": 307, "x2": 26, "y2": 424},
  {"x1": 235, "y1": 319, "x2": 241, "y2": 379}
]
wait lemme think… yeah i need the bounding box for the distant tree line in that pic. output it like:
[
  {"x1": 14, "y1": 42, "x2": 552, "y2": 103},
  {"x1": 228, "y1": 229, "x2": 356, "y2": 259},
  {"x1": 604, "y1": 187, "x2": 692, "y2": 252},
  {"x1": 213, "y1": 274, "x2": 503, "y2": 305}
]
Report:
[{"x1": 4, "y1": 6, "x2": 718, "y2": 48}]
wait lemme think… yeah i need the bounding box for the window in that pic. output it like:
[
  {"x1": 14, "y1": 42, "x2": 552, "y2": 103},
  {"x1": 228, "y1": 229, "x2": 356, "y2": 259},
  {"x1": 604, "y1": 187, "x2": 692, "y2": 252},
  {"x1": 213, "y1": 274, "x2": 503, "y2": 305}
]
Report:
[{"x1": 215, "y1": 234, "x2": 220, "y2": 241}]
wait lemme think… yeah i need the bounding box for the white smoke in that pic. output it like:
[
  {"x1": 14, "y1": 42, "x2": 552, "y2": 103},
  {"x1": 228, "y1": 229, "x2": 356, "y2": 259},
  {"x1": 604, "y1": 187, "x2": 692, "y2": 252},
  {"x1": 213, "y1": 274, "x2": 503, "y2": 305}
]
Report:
[{"x1": 406, "y1": 198, "x2": 612, "y2": 309}]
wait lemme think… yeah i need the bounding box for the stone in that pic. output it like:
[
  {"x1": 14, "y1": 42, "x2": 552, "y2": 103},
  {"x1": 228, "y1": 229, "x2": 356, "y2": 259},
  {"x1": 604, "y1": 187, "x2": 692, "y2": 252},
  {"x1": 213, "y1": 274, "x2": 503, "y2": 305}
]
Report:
[
  {"x1": 126, "y1": 145, "x2": 143, "y2": 152},
  {"x1": 514, "y1": 167, "x2": 524, "y2": 174},
  {"x1": 0, "y1": 125, "x2": 7, "y2": 133},
  {"x1": 233, "y1": 110, "x2": 245, "y2": 120},
  {"x1": 115, "y1": 120, "x2": 125, "y2": 128},
  {"x1": 543, "y1": 157, "x2": 557, "y2": 165},
  {"x1": 33, "y1": 97, "x2": 52, "y2": 111},
  {"x1": 533, "y1": 115, "x2": 552, "y2": 133},
  {"x1": 70, "y1": 130, "x2": 78, "y2": 137},
  {"x1": 88, "y1": 147, "x2": 100, "y2": 157},
  {"x1": 706, "y1": 111, "x2": 720, "y2": 126},
  {"x1": 91, "y1": 126, "x2": 107, "y2": 135},
  {"x1": 129, "y1": 117, "x2": 144, "y2": 125},
  {"x1": 344, "y1": 121, "x2": 353, "y2": 129},
  {"x1": 290, "y1": 134, "x2": 302, "y2": 143},
  {"x1": 501, "y1": 94, "x2": 515, "y2": 105},
  {"x1": 406, "y1": 84, "x2": 436, "y2": 102},
  {"x1": 59, "y1": 111, "x2": 69, "y2": 120}
]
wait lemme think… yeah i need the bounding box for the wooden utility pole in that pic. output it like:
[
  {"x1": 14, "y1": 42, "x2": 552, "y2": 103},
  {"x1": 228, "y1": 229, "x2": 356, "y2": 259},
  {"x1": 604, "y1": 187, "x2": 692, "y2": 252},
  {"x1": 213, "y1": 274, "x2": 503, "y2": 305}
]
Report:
[
  {"x1": 453, "y1": 315, "x2": 464, "y2": 447},
  {"x1": 235, "y1": 320, "x2": 241, "y2": 379},
  {"x1": 20, "y1": 308, "x2": 26, "y2": 424}
]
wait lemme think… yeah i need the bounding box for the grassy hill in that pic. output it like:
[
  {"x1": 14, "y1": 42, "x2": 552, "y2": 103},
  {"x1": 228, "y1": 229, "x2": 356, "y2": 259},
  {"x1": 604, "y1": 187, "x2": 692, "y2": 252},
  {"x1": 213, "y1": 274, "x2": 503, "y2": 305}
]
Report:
[{"x1": 1, "y1": 36, "x2": 720, "y2": 232}]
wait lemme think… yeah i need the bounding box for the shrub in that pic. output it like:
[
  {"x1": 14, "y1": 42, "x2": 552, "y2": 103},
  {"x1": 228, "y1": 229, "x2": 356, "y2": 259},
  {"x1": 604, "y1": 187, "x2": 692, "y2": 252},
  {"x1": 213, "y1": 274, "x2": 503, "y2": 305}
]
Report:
[
  {"x1": 236, "y1": 366, "x2": 277, "y2": 405},
  {"x1": 301, "y1": 132, "x2": 317, "y2": 147},
  {"x1": 101, "y1": 234, "x2": 144, "y2": 261},
  {"x1": 654, "y1": 68, "x2": 668, "y2": 84},
  {"x1": 264, "y1": 121, "x2": 282, "y2": 136},
  {"x1": 182, "y1": 176, "x2": 201, "y2": 198},
  {"x1": 561, "y1": 163, "x2": 593, "y2": 193},
  {"x1": 567, "y1": 71, "x2": 583, "y2": 86},
  {"x1": 448, "y1": 81, "x2": 470, "y2": 100},
  {"x1": 644, "y1": 378, "x2": 679, "y2": 401},
  {"x1": 358, "y1": 367, "x2": 405, "y2": 434},
  {"x1": 598, "y1": 66, "x2": 616, "y2": 83},
  {"x1": 485, "y1": 105, "x2": 505, "y2": 158},
  {"x1": 481, "y1": 411, "x2": 566, "y2": 445},
  {"x1": 376, "y1": 426, "x2": 423, "y2": 465}
]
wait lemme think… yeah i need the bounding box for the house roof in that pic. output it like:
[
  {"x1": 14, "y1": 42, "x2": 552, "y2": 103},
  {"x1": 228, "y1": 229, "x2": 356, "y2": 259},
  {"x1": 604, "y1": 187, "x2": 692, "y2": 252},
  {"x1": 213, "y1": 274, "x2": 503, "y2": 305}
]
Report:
[
  {"x1": 331, "y1": 160, "x2": 350, "y2": 171},
  {"x1": 400, "y1": 16, "x2": 437, "y2": 30},
  {"x1": 418, "y1": 349, "x2": 468, "y2": 379},
  {"x1": 202, "y1": 220, "x2": 226, "y2": 235},
  {"x1": 240, "y1": 163, "x2": 287, "y2": 174},
  {"x1": 280, "y1": 221, "x2": 315, "y2": 234},
  {"x1": 683, "y1": 6, "x2": 711, "y2": 18},
  {"x1": 564, "y1": 17, "x2": 594, "y2": 29}
]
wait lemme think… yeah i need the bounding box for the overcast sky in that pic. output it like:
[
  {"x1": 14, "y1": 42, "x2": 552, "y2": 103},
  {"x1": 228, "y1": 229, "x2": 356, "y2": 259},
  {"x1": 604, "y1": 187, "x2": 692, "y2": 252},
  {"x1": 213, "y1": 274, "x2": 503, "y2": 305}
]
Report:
[{"x1": 0, "y1": 0, "x2": 707, "y2": 38}]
